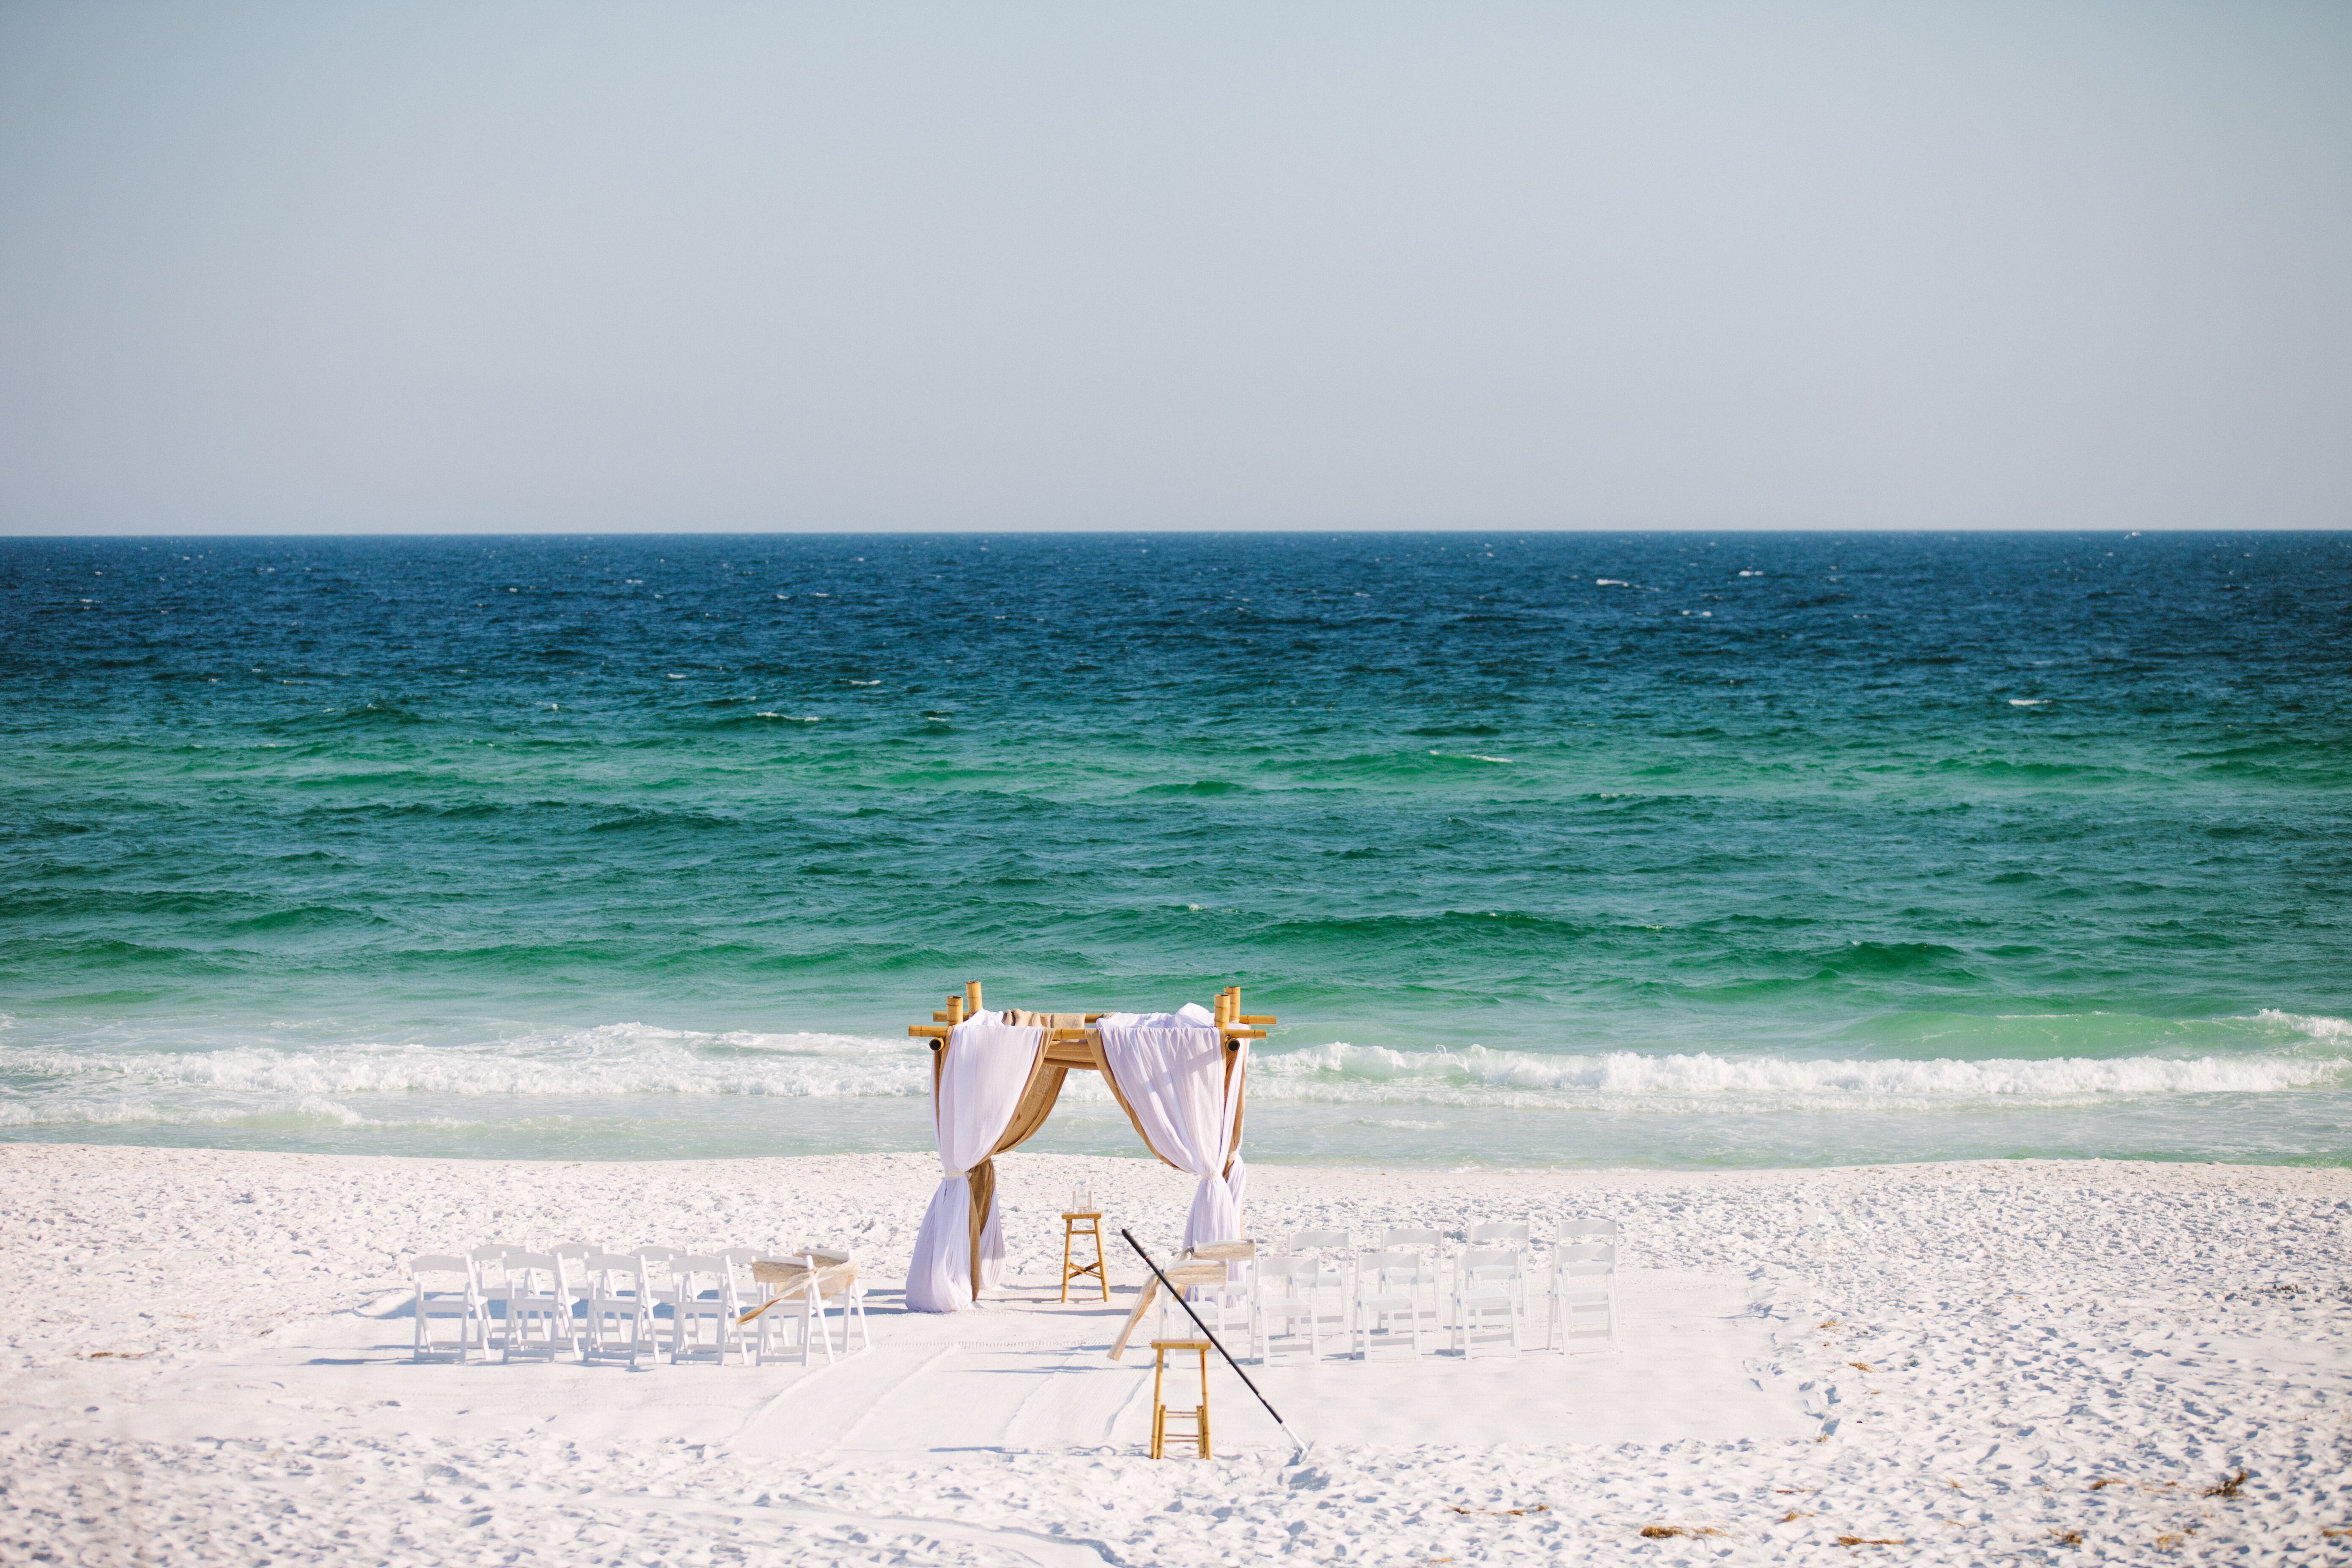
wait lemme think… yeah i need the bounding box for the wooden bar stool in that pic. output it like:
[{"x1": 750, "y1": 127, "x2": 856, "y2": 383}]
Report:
[
  {"x1": 1060, "y1": 1210, "x2": 1106, "y2": 1303},
  {"x1": 1149, "y1": 1338, "x2": 1213, "y2": 1458}
]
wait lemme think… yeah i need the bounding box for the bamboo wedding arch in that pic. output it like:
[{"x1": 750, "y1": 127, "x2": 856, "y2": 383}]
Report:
[{"x1": 906, "y1": 982, "x2": 1273, "y2": 1305}]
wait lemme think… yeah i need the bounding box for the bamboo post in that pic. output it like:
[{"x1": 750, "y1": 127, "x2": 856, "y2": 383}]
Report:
[
  {"x1": 947, "y1": 993, "x2": 965, "y2": 1027},
  {"x1": 966, "y1": 980, "x2": 984, "y2": 1015}
]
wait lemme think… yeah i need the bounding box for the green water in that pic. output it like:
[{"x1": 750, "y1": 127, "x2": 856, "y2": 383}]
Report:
[{"x1": 3, "y1": 531, "x2": 2347, "y2": 1164}]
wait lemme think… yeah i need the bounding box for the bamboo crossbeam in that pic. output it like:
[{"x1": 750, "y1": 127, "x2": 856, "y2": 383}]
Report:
[
  {"x1": 917, "y1": 1023, "x2": 1269, "y2": 1043},
  {"x1": 913, "y1": 982, "x2": 1270, "y2": 1054}
]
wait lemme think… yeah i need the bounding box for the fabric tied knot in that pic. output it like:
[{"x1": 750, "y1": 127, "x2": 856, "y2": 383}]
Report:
[{"x1": 905, "y1": 1019, "x2": 1053, "y2": 1314}]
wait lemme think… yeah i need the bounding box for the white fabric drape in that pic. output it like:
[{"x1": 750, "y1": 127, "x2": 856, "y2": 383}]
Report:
[
  {"x1": 1095, "y1": 1019, "x2": 1248, "y2": 1251},
  {"x1": 905, "y1": 1014, "x2": 1044, "y2": 1314}
]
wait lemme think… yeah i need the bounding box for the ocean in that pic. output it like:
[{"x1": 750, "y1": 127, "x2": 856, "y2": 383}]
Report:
[{"x1": 3, "y1": 531, "x2": 2347, "y2": 1168}]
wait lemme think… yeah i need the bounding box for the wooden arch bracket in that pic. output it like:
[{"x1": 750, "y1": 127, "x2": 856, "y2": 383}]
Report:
[{"x1": 907, "y1": 982, "x2": 1272, "y2": 1064}]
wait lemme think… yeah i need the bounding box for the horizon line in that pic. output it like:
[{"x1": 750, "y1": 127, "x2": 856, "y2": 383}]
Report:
[{"x1": 5, "y1": 525, "x2": 2347, "y2": 541}]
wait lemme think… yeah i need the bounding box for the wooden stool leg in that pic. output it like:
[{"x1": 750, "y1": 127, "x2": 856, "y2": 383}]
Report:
[
  {"x1": 1063, "y1": 1215, "x2": 1108, "y2": 1304},
  {"x1": 1150, "y1": 1349, "x2": 1167, "y2": 1459},
  {"x1": 1196, "y1": 1346, "x2": 1212, "y2": 1457}
]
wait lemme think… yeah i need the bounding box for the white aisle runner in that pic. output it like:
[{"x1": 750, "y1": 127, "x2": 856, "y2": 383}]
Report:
[{"x1": 16, "y1": 1270, "x2": 1821, "y2": 1457}]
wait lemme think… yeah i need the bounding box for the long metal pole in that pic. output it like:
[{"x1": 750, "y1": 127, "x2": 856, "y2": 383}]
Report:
[{"x1": 1120, "y1": 1229, "x2": 1311, "y2": 1459}]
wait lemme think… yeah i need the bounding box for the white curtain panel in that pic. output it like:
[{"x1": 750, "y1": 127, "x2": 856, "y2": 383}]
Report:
[
  {"x1": 1096, "y1": 1021, "x2": 1248, "y2": 1251},
  {"x1": 905, "y1": 1014, "x2": 1045, "y2": 1314}
]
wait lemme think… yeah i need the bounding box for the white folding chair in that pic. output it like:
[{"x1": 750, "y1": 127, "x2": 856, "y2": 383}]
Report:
[
  {"x1": 1452, "y1": 1247, "x2": 1524, "y2": 1359},
  {"x1": 1466, "y1": 1221, "x2": 1531, "y2": 1253},
  {"x1": 1140, "y1": 1239, "x2": 1256, "y2": 1360},
  {"x1": 669, "y1": 1255, "x2": 733, "y2": 1365},
  {"x1": 1466, "y1": 1221, "x2": 1533, "y2": 1317},
  {"x1": 628, "y1": 1245, "x2": 682, "y2": 1360},
  {"x1": 1283, "y1": 1230, "x2": 1355, "y2": 1348},
  {"x1": 724, "y1": 1246, "x2": 794, "y2": 1363},
  {"x1": 501, "y1": 1253, "x2": 576, "y2": 1363},
  {"x1": 580, "y1": 1253, "x2": 652, "y2": 1366},
  {"x1": 748, "y1": 1247, "x2": 871, "y2": 1365},
  {"x1": 1378, "y1": 1227, "x2": 1447, "y2": 1338},
  {"x1": 552, "y1": 1242, "x2": 598, "y2": 1348},
  {"x1": 409, "y1": 1256, "x2": 476, "y2": 1362},
  {"x1": 1250, "y1": 1256, "x2": 1323, "y2": 1364},
  {"x1": 1551, "y1": 1241, "x2": 1620, "y2": 1352},
  {"x1": 466, "y1": 1245, "x2": 525, "y2": 1356},
  {"x1": 1550, "y1": 1217, "x2": 1621, "y2": 1351},
  {"x1": 800, "y1": 1246, "x2": 871, "y2": 1362},
  {"x1": 1186, "y1": 1274, "x2": 1255, "y2": 1361},
  {"x1": 715, "y1": 1249, "x2": 764, "y2": 1363},
  {"x1": 1351, "y1": 1249, "x2": 1431, "y2": 1360}
]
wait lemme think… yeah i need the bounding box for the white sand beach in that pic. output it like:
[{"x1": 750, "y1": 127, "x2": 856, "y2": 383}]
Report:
[{"x1": 3, "y1": 1144, "x2": 2347, "y2": 1565}]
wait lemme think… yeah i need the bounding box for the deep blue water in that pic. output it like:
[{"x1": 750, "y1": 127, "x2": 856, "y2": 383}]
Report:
[{"x1": 3, "y1": 531, "x2": 2348, "y2": 1165}]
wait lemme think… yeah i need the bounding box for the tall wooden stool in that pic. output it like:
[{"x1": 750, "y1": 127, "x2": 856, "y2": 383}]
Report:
[
  {"x1": 1149, "y1": 1338, "x2": 1213, "y2": 1458},
  {"x1": 1060, "y1": 1210, "x2": 1106, "y2": 1302}
]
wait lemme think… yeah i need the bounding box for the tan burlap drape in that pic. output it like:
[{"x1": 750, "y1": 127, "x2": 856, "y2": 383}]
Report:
[{"x1": 945, "y1": 1010, "x2": 1253, "y2": 1297}]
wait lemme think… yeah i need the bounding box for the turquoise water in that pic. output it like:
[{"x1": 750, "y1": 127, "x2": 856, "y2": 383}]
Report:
[{"x1": 3, "y1": 532, "x2": 2348, "y2": 1166}]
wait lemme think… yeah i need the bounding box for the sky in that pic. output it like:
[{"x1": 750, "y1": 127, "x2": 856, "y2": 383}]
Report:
[{"x1": 1, "y1": 2, "x2": 2347, "y2": 534}]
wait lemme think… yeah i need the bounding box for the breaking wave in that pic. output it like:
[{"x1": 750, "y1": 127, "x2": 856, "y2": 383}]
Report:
[
  {"x1": 0, "y1": 1023, "x2": 931, "y2": 1127},
  {"x1": 1245, "y1": 1039, "x2": 2345, "y2": 1111},
  {"x1": 3, "y1": 1013, "x2": 2344, "y2": 1129}
]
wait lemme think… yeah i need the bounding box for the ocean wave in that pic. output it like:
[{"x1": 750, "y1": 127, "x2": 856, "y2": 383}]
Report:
[
  {"x1": 1245, "y1": 1040, "x2": 2345, "y2": 1109},
  {"x1": 0, "y1": 1024, "x2": 932, "y2": 1106},
  {"x1": 5, "y1": 1002, "x2": 2347, "y2": 1138},
  {"x1": 5, "y1": 1021, "x2": 2343, "y2": 1128},
  {"x1": 0, "y1": 1093, "x2": 371, "y2": 1130},
  {"x1": 2256, "y1": 1009, "x2": 2352, "y2": 1042}
]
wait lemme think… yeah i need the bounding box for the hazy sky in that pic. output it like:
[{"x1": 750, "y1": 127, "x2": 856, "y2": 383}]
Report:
[{"x1": 3, "y1": 2, "x2": 2347, "y2": 534}]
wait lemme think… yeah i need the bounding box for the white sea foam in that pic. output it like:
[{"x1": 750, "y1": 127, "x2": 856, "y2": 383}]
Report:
[
  {"x1": 0, "y1": 1024, "x2": 932, "y2": 1126},
  {"x1": 4, "y1": 1017, "x2": 2343, "y2": 1130},
  {"x1": 2254, "y1": 1008, "x2": 2352, "y2": 1041},
  {"x1": 0, "y1": 1092, "x2": 372, "y2": 1130},
  {"x1": 1246, "y1": 1040, "x2": 2344, "y2": 1110}
]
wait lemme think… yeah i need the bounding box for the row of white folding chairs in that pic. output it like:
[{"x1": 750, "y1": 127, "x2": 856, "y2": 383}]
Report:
[
  {"x1": 408, "y1": 1242, "x2": 867, "y2": 1366},
  {"x1": 1243, "y1": 1218, "x2": 1620, "y2": 1362}
]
